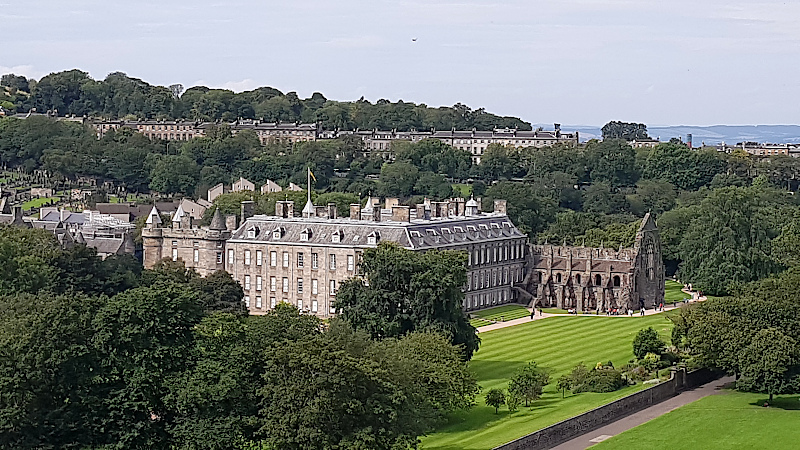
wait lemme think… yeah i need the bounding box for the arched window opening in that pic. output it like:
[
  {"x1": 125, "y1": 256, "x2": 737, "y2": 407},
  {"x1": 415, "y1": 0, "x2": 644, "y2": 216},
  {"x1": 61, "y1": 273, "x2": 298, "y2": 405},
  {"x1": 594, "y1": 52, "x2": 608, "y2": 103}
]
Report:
[{"x1": 613, "y1": 275, "x2": 621, "y2": 287}]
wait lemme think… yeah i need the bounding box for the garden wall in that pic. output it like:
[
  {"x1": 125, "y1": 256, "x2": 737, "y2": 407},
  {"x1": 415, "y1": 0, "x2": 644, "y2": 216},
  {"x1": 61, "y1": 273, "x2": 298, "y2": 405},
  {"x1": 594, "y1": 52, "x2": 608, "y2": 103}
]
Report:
[{"x1": 493, "y1": 368, "x2": 718, "y2": 450}]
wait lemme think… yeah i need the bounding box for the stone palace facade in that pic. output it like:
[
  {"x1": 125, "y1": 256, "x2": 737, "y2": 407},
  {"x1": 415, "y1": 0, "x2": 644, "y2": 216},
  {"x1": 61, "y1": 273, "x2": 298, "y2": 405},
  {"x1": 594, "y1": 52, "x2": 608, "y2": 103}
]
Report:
[{"x1": 142, "y1": 196, "x2": 527, "y2": 318}]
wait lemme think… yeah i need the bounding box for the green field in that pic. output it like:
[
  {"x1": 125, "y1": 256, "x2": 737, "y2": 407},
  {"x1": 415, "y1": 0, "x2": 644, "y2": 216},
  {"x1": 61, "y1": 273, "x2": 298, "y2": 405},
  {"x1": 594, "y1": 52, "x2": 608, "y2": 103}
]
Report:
[
  {"x1": 593, "y1": 390, "x2": 800, "y2": 449},
  {"x1": 22, "y1": 196, "x2": 60, "y2": 210},
  {"x1": 664, "y1": 280, "x2": 688, "y2": 303},
  {"x1": 470, "y1": 305, "x2": 531, "y2": 327},
  {"x1": 452, "y1": 184, "x2": 472, "y2": 198},
  {"x1": 542, "y1": 308, "x2": 569, "y2": 314},
  {"x1": 421, "y1": 314, "x2": 674, "y2": 449}
]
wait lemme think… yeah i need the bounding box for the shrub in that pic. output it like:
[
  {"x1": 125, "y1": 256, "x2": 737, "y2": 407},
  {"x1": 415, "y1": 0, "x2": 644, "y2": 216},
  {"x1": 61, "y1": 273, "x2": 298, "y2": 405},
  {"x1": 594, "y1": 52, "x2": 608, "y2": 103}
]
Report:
[
  {"x1": 632, "y1": 327, "x2": 665, "y2": 359},
  {"x1": 573, "y1": 368, "x2": 627, "y2": 393}
]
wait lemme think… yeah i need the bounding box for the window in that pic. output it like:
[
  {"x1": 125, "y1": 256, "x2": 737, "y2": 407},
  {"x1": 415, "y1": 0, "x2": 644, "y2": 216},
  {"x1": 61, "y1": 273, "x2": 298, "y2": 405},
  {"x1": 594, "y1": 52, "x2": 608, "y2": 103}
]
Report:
[
  {"x1": 172, "y1": 240, "x2": 178, "y2": 246},
  {"x1": 193, "y1": 249, "x2": 199, "y2": 263},
  {"x1": 595, "y1": 274, "x2": 602, "y2": 286},
  {"x1": 270, "y1": 251, "x2": 277, "y2": 266},
  {"x1": 283, "y1": 252, "x2": 289, "y2": 268},
  {"x1": 556, "y1": 273, "x2": 562, "y2": 283},
  {"x1": 270, "y1": 297, "x2": 276, "y2": 308},
  {"x1": 613, "y1": 276, "x2": 621, "y2": 287},
  {"x1": 329, "y1": 254, "x2": 336, "y2": 270},
  {"x1": 256, "y1": 296, "x2": 262, "y2": 309},
  {"x1": 282, "y1": 277, "x2": 289, "y2": 293},
  {"x1": 244, "y1": 295, "x2": 250, "y2": 308},
  {"x1": 244, "y1": 249, "x2": 251, "y2": 265},
  {"x1": 329, "y1": 280, "x2": 336, "y2": 295},
  {"x1": 256, "y1": 276, "x2": 263, "y2": 291},
  {"x1": 331, "y1": 232, "x2": 341, "y2": 243},
  {"x1": 273, "y1": 230, "x2": 281, "y2": 239},
  {"x1": 367, "y1": 231, "x2": 380, "y2": 245},
  {"x1": 297, "y1": 278, "x2": 304, "y2": 293},
  {"x1": 312, "y1": 279, "x2": 318, "y2": 294},
  {"x1": 297, "y1": 299, "x2": 303, "y2": 310},
  {"x1": 297, "y1": 253, "x2": 304, "y2": 268},
  {"x1": 256, "y1": 250, "x2": 263, "y2": 266},
  {"x1": 311, "y1": 300, "x2": 318, "y2": 312},
  {"x1": 300, "y1": 228, "x2": 311, "y2": 241},
  {"x1": 311, "y1": 253, "x2": 318, "y2": 269},
  {"x1": 576, "y1": 274, "x2": 581, "y2": 284},
  {"x1": 216, "y1": 252, "x2": 223, "y2": 264},
  {"x1": 347, "y1": 255, "x2": 355, "y2": 271},
  {"x1": 228, "y1": 249, "x2": 234, "y2": 264},
  {"x1": 244, "y1": 275, "x2": 251, "y2": 290},
  {"x1": 270, "y1": 277, "x2": 276, "y2": 292},
  {"x1": 172, "y1": 248, "x2": 178, "y2": 261}
]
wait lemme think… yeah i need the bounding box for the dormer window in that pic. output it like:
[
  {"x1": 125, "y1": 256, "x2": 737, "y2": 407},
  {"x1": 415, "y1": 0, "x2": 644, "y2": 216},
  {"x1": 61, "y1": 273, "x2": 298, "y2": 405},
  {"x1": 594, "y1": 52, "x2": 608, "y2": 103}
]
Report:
[
  {"x1": 300, "y1": 228, "x2": 312, "y2": 241},
  {"x1": 272, "y1": 227, "x2": 285, "y2": 240},
  {"x1": 367, "y1": 231, "x2": 380, "y2": 245},
  {"x1": 331, "y1": 230, "x2": 343, "y2": 243},
  {"x1": 467, "y1": 225, "x2": 477, "y2": 232},
  {"x1": 246, "y1": 227, "x2": 260, "y2": 239}
]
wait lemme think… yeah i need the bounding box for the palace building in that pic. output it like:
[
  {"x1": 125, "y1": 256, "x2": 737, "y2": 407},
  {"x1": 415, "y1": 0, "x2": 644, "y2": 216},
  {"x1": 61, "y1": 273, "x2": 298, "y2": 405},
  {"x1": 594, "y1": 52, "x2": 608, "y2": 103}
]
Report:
[{"x1": 142, "y1": 195, "x2": 527, "y2": 318}]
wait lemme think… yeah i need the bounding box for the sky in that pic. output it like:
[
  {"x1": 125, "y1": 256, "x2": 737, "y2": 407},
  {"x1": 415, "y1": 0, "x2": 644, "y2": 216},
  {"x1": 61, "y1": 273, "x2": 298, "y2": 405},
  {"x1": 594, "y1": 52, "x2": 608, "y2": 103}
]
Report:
[{"x1": 2, "y1": 0, "x2": 799, "y2": 126}]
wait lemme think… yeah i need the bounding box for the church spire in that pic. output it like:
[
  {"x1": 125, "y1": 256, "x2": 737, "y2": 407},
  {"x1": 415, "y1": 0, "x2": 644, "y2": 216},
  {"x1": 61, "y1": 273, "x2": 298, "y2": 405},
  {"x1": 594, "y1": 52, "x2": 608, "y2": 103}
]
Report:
[{"x1": 302, "y1": 167, "x2": 315, "y2": 217}]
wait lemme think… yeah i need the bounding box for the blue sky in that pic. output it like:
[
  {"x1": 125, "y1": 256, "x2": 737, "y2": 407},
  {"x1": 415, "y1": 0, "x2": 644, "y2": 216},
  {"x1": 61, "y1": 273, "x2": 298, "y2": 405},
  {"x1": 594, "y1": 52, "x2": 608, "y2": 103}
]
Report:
[{"x1": 2, "y1": 0, "x2": 798, "y2": 126}]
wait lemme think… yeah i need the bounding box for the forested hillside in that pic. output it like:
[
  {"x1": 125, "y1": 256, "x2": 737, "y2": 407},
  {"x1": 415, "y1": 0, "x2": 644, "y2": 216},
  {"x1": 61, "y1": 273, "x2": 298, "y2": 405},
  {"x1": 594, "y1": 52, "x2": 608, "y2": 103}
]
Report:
[{"x1": 0, "y1": 71, "x2": 530, "y2": 131}]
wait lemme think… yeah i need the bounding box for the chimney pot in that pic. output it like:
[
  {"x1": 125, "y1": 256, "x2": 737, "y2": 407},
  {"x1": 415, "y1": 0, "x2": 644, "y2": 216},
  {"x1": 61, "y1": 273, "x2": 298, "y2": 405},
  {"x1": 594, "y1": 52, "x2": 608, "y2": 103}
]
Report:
[{"x1": 350, "y1": 203, "x2": 361, "y2": 220}]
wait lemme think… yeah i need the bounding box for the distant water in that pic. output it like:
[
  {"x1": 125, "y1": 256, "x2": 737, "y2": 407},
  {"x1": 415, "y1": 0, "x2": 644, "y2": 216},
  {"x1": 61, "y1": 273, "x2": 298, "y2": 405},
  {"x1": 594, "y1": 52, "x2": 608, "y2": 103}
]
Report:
[{"x1": 535, "y1": 124, "x2": 800, "y2": 145}]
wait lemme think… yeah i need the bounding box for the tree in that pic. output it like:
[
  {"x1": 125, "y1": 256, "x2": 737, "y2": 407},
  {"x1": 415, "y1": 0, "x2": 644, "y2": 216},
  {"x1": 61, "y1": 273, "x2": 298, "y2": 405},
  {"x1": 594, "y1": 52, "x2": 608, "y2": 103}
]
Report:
[
  {"x1": 379, "y1": 161, "x2": 419, "y2": 197},
  {"x1": 335, "y1": 242, "x2": 480, "y2": 359},
  {"x1": 585, "y1": 139, "x2": 639, "y2": 187},
  {"x1": 678, "y1": 185, "x2": 787, "y2": 296},
  {"x1": 601, "y1": 121, "x2": 648, "y2": 141},
  {"x1": 148, "y1": 154, "x2": 201, "y2": 195},
  {"x1": 483, "y1": 181, "x2": 557, "y2": 237},
  {"x1": 508, "y1": 362, "x2": 550, "y2": 407},
  {"x1": 632, "y1": 327, "x2": 665, "y2": 359},
  {"x1": 485, "y1": 388, "x2": 506, "y2": 414},
  {"x1": 641, "y1": 143, "x2": 724, "y2": 190},
  {"x1": 738, "y1": 329, "x2": 798, "y2": 402},
  {"x1": 190, "y1": 269, "x2": 246, "y2": 315},
  {"x1": 556, "y1": 374, "x2": 573, "y2": 398}
]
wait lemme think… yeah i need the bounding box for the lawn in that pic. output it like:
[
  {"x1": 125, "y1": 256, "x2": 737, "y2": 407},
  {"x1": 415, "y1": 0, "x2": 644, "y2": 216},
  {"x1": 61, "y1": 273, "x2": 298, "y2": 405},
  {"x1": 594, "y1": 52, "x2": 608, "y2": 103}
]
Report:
[
  {"x1": 420, "y1": 314, "x2": 674, "y2": 450},
  {"x1": 664, "y1": 280, "x2": 688, "y2": 303},
  {"x1": 471, "y1": 305, "x2": 531, "y2": 322},
  {"x1": 452, "y1": 184, "x2": 472, "y2": 198},
  {"x1": 593, "y1": 390, "x2": 800, "y2": 450},
  {"x1": 22, "y1": 196, "x2": 60, "y2": 210}
]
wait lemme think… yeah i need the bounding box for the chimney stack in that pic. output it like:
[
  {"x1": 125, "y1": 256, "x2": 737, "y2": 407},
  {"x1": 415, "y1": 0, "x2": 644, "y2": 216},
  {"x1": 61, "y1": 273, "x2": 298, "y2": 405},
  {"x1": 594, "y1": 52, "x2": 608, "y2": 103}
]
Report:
[
  {"x1": 372, "y1": 205, "x2": 381, "y2": 222},
  {"x1": 314, "y1": 205, "x2": 326, "y2": 217},
  {"x1": 180, "y1": 214, "x2": 193, "y2": 229},
  {"x1": 476, "y1": 197, "x2": 482, "y2": 212},
  {"x1": 415, "y1": 204, "x2": 426, "y2": 220},
  {"x1": 225, "y1": 214, "x2": 237, "y2": 231},
  {"x1": 493, "y1": 199, "x2": 507, "y2": 214},
  {"x1": 385, "y1": 197, "x2": 399, "y2": 210},
  {"x1": 391, "y1": 205, "x2": 411, "y2": 222},
  {"x1": 241, "y1": 201, "x2": 255, "y2": 223},
  {"x1": 275, "y1": 200, "x2": 294, "y2": 218},
  {"x1": 350, "y1": 203, "x2": 361, "y2": 220},
  {"x1": 327, "y1": 202, "x2": 337, "y2": 219}
]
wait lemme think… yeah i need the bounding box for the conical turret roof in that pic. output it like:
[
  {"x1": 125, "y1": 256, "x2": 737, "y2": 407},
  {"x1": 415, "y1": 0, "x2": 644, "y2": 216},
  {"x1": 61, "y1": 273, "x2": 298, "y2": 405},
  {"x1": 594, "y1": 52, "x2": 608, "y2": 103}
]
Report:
[{"x1": 209, "y1": 207, "x2": 226, "y2": 230}]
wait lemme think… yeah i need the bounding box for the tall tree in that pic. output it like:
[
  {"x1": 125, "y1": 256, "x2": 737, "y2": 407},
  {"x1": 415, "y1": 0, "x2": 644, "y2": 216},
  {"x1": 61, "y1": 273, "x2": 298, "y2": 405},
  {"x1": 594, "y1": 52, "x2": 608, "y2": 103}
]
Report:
[{"x1": 335, "y1": 242, "x2": 480, "y2": 359}]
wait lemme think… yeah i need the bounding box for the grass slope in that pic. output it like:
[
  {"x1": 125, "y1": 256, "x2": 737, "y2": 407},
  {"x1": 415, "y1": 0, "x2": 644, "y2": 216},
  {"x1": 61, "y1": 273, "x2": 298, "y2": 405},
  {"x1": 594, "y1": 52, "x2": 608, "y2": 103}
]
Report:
[
  {"x1": 593, "y1": 391, "x2": 800, "y2": 450},
  {"x1": 421, "y1": 315, "x2": 674, "y2": 450},
  {"x1": 664, "y1": 280, "x2": 688, "y2": 303}
]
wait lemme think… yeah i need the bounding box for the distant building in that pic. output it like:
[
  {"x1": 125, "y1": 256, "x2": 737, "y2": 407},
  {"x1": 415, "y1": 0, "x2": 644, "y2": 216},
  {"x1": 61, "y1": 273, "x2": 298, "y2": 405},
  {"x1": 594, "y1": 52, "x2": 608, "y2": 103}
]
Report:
[
  {"x1": 260, "y1": 179, "x2": 283, "y2": 194},
  {"x1": 232, "y1": 177, "x2": 255, "y2": 193},
  {"x1": 628, "y1": 138, "x2": 661, "y2": 149}
]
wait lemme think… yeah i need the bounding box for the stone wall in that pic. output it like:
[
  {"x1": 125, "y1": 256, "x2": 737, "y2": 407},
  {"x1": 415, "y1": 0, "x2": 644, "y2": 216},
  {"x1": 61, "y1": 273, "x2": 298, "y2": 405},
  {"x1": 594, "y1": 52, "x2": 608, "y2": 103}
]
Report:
[{"x1": 494, "y1": 368, "x2": 718, "y2": 450}]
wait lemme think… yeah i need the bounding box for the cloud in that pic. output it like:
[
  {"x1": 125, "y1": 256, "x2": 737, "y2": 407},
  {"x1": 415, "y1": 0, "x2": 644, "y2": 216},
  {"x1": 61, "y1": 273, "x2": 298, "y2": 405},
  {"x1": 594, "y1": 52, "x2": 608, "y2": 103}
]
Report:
[{"x1": 0, "y1": 65, "x2": 46, "y2": 79}]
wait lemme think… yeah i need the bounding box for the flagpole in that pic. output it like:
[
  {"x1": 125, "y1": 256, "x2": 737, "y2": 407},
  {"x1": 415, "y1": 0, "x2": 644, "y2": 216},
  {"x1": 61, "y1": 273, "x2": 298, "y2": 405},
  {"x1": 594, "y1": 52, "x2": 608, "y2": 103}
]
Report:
[{"x1": 307, "y1": 167, "x2": 312, "y2": 205}]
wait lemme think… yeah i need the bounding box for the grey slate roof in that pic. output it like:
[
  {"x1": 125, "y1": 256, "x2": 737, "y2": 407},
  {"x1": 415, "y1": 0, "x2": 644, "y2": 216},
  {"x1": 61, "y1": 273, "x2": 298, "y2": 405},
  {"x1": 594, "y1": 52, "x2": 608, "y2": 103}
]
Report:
[{"x1": 228, "y1": 212, "x2": 524, "y2": 250}]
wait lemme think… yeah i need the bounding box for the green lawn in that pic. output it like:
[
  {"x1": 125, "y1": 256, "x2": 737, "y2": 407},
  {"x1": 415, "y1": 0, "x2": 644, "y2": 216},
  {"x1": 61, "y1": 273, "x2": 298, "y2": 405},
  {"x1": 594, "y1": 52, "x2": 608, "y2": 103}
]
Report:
[
  {"x1": 471, "y1": 304, "x2": 531, "y2": 322},
  {"x1": 421, "y1": 314, "x2": 674, "y2": 450},
  {"x1": 664, "y1": 280, "x2": 688, "y2": 303},
  {"x1": 452, "y1": 184, "x2": 473, "y2": 198},
  {"x1": 22, "y1": 196, "x2": 60, "y2": 210},
  {"x1": 593, "y1": 390, "x2": 800, "y2": 450},
  {"x1": 542, "y1": 308, "x2": 569, "y2": 314}
]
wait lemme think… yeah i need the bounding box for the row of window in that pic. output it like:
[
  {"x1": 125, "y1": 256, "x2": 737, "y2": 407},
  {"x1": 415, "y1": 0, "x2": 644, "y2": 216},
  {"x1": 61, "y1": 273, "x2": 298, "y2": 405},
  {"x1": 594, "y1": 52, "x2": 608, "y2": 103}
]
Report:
[
  {"x1": 171, "y1": 248, "x2": 223, "y2": 265},
  {"x1": 468, "y1": 266, "x2": 523, "y2": 291},
  {"x1": 232, "y1": 249, "x2": 356, "y2": 271},
  {"x1": 465, "y1": 289, "x2": 512, "y2": 309},
  {"x1": 468, "y1": 241, "x2": 525, "y2": 266},
  {"x1": 243, "y1": 275, "x2": 337, "y2": 295},
  {"x1": 243, "y1": 296, "x2": 334, "y2": 314}
]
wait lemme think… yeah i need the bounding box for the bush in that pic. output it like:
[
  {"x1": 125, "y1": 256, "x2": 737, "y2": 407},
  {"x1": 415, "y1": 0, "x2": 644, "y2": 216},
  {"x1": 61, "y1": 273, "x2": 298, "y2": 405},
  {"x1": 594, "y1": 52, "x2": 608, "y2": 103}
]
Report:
[
  {"x1": 573, "y1": 368, "x2": 627, "y2": 393},
  {"x1": 632, "y1": 327, "x2": 665, "y2": 359}
]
